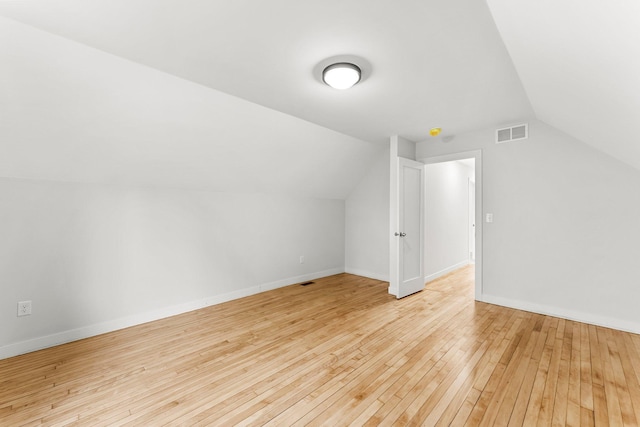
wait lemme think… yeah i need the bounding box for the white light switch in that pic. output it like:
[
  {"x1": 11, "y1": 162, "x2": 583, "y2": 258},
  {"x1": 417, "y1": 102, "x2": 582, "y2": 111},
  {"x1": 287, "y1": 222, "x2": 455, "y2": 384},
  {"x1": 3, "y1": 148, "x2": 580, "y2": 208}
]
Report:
[{"x1": 486, "y1": 213, "x2": 493, "y2": 223}]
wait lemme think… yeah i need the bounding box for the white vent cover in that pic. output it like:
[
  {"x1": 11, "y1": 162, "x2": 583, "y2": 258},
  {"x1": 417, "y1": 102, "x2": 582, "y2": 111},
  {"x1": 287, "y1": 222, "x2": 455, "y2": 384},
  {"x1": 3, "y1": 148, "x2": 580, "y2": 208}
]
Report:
[{"x1": 496, "y1": 123, "x2": 528, "y2": 144}]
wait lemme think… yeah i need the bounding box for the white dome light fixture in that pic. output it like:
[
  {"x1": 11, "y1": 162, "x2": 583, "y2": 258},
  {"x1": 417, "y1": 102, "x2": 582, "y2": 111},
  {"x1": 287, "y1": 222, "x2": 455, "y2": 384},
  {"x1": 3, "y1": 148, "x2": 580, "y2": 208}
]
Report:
[{"x1": 322, "y1": 62, "x2": 361, "y2": 90}]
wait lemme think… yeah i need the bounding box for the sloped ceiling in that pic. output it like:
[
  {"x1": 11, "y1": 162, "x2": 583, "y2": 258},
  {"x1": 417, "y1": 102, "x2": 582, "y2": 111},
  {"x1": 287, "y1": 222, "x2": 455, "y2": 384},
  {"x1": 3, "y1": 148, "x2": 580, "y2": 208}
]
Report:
[
  {"x1": 486, "y1": 0, "x2": 640, "y2": 170},
  {"x1": 0, "y1": 16, "x2": 381, "y2": 199},
  {"x1": 0, "y1": 0, "x2": 533, "y2": 144},
  {"x1": 0, "y1": 1, "x2": 535, "y2": 199},
  {"x1": 9, "y1": 1, "x2": 635, "y2": 195}
]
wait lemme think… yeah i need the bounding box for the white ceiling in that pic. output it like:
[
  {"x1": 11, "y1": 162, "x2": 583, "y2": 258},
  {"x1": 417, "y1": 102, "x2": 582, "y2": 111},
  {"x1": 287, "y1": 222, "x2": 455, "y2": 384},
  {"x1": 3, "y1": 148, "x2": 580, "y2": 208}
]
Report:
[
  {"x1": 0, "y1": 16, "x2": 381, "y2": 199},
  {"x1": 0, "y1": 0, "x2": 533, "y2": 144},
  {"x1": 487, "y1": 0, "x2": 640, "y2": 170},
  {"x1": 457, "y1": 159, "x2": 475, "y2": 170},
  {"x1": 1, "y1": 0, "x2": 638, "y2": 197}
]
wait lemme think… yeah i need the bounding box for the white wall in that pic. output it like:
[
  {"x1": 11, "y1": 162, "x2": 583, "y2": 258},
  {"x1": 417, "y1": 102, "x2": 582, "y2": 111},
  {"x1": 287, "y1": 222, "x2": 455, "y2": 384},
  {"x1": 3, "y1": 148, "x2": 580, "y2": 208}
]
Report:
[
  {"x1": 345, "y1": 148, "x2": 390, "y2": 281},
  {"x1": 0, "y1": 178, "x2": 345, "y2": 358},
  {"x1": 424, "y1": 161, "x2": 474, "y2": 282},
  {"x1": 417, "y1": 120, "x2": 640, "y2": 333},
  {"x1": 0, "y1": 12, "x2": 382, "y2": 360}
]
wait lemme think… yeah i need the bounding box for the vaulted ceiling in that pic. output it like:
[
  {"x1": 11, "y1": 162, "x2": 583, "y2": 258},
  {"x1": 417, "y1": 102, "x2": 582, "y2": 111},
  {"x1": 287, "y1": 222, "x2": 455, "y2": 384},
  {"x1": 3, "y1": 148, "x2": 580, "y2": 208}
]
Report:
[
  {"x1": 487, "y1": 0, "x2": 640, "y2": 170},
  {"x1": 0, "y1": 0, "x2": 637, "y2": 198}
]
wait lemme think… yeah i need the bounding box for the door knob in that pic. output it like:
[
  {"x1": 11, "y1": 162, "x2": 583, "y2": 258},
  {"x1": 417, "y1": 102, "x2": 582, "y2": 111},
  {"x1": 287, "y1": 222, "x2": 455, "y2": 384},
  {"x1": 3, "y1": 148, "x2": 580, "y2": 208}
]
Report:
[{"x1": 394, "y1": 232, "x2": 406, "y2": 237}]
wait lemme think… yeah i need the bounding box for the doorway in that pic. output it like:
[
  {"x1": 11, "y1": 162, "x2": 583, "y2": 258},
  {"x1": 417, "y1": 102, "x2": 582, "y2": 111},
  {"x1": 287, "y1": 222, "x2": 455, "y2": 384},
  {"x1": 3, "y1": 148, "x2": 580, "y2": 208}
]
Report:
[
  {"x1": 420, "y1": 151, "x2": 482, "y2": 300},
  {"x1": 469, "y1": 178, "x2": 476, "y2": 263}
]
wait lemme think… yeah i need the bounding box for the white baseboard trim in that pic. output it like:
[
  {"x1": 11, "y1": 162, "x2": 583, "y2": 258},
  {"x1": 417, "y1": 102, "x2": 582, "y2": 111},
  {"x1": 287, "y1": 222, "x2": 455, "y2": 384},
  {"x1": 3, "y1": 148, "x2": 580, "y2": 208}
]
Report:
[
  {"x1": 481, "y1": 294, "x2": 640, "y2": 335},
  {"x1": 344, "y1": 267, "x2": 389, "y2": 282},
  {"x1": 258, "y1": 267, "x2": 344, "y2": 292},
  {"x1": 424, "y1": 260, "x2": 469, "y2": 284},
  {"x1": 0, "y1": 267, "x2": 344, "y2": 360}
]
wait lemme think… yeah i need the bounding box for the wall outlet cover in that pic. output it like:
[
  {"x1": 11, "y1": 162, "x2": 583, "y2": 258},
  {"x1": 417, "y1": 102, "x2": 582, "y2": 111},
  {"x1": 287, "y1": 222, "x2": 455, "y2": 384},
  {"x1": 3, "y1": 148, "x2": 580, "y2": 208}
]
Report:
[{"x1": 18, "y1": 301, "x2": 32, "y2": 316}]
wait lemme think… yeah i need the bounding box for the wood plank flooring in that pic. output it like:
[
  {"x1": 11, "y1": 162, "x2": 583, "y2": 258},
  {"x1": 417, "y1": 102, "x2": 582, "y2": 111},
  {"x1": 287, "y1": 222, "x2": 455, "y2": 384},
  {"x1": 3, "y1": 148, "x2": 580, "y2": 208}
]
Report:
[{"x1": 2, "y1": 266, "x2": 640, "y2": 426}]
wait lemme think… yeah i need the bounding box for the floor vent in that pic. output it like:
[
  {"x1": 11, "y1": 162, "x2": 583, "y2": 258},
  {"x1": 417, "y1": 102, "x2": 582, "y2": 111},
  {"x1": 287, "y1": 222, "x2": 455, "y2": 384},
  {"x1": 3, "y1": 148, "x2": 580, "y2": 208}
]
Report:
[
  {"x1": 300, "y1": 281, "x2": 314, "y2": 286},
  {"x1": 496, "y1": 123, "x2": 528, "y2": 144}
]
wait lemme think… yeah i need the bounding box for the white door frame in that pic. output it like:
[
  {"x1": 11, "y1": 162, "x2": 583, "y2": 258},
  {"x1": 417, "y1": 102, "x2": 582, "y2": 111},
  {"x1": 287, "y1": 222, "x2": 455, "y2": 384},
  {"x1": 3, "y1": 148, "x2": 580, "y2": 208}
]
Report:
[{"x1": 419, "y1": 150, "x2": 483, "y2": 300}]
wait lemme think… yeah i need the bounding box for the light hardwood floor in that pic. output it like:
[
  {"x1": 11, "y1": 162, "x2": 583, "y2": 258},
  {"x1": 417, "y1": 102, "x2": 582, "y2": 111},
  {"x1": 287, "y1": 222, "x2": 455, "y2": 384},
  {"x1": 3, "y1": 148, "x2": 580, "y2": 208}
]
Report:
[{"x1": 2, "y1": 266, "x2": 640, "y2": 426}]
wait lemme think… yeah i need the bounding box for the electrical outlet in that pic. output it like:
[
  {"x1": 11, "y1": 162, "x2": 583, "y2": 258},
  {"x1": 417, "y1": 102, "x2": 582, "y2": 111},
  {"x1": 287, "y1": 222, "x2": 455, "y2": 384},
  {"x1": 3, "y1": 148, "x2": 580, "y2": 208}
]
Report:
[
  {"x1": 18, "y1": 301, "x2": 32, "y2": 317},
  {"x1": 299, "y1": 256, "x2": 305, "y2": 264}
]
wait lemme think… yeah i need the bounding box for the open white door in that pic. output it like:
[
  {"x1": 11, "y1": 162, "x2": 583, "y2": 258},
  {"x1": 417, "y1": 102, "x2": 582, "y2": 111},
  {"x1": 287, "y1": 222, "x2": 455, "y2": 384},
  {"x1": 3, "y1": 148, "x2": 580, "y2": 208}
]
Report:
[{"x1": 393, "y1": 157, "x2": 424, "y2": 298}]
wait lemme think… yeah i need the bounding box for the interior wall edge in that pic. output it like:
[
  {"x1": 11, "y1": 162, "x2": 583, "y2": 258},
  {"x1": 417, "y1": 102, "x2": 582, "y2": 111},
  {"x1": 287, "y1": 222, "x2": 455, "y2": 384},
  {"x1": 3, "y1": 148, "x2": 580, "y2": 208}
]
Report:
[
  {"x1": 0, "y1": 267, "x2": 344, "y2": 361},
  {"x1": 344, "y1": 268, "x2": 389, "y2": 283},
  {"x1": 481, "y1": 293, "x2": 640, "y2": 335},
  {"x1": 424, "y1": 260, "x2": 471, "y2": 284}
]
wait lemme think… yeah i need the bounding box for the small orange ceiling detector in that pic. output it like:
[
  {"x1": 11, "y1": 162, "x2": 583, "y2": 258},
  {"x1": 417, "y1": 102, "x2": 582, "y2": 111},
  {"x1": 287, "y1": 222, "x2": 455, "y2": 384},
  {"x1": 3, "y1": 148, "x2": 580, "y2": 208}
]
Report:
[{"x1": 429, "y1": 127, "x2": 441, "y2": 137}]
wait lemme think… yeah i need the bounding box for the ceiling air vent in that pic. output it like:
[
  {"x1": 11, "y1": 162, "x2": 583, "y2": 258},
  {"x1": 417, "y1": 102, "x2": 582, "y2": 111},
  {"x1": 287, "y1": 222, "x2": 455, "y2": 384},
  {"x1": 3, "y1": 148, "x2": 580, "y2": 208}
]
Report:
[{"x1": 496, "y1": 123, "x2": 528, "y2": 144}]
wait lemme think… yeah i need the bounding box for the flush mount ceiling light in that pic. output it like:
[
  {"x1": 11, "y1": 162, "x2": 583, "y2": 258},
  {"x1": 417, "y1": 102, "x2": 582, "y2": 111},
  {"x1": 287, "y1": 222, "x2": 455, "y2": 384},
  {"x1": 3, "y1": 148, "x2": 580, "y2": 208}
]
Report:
[{"x1": 322, "y1": 62, "x2": 361, "y2": 90}]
